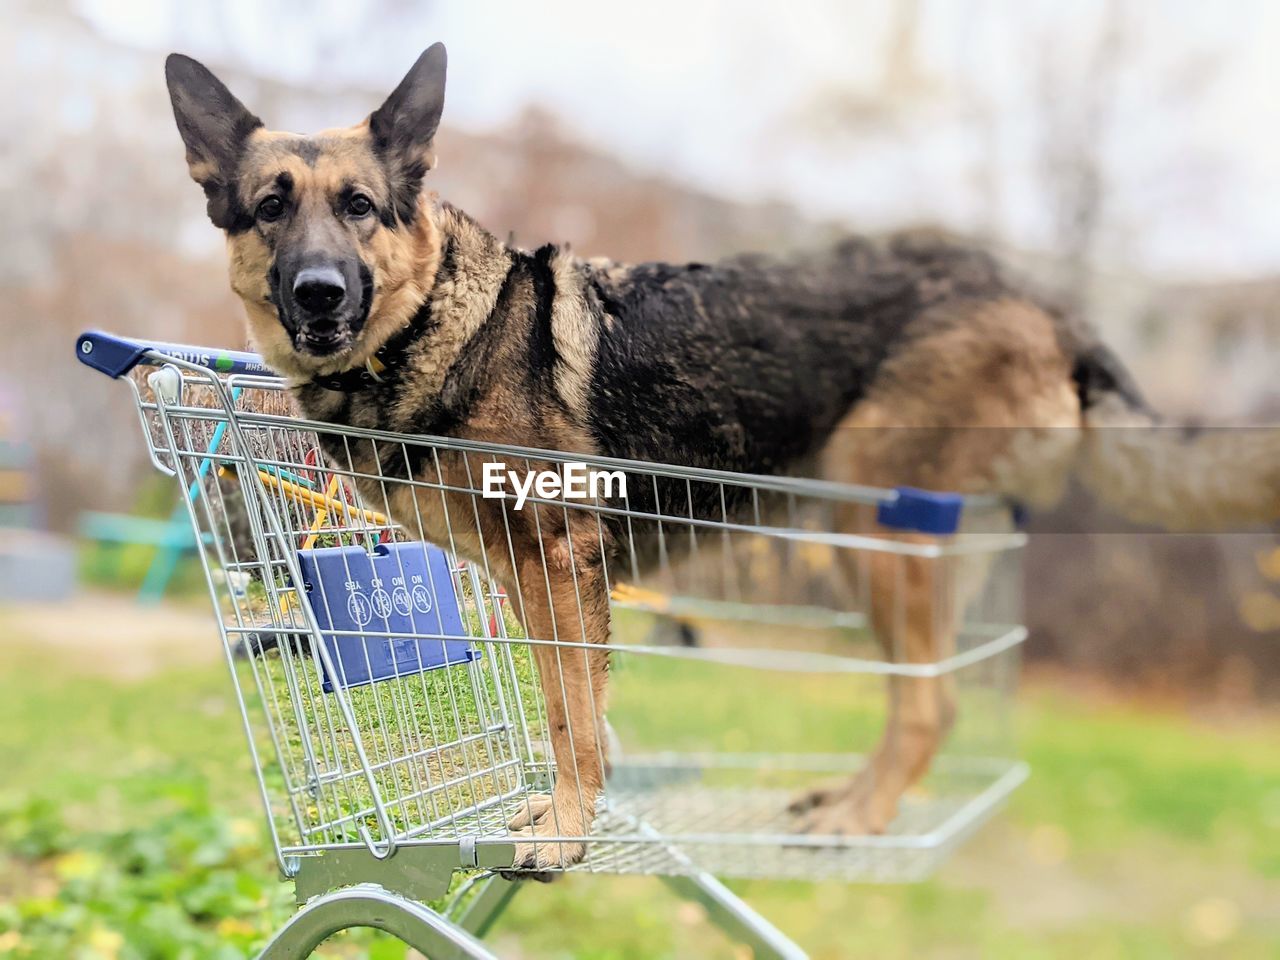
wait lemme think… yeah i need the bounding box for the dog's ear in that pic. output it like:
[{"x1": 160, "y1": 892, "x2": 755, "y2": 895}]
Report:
[
  {"x1": 369, "y1": 43, "x2": 447, "y2": 222},
  {"x1": 165, "y1": 54, "x2": 263, "y2": 229}
]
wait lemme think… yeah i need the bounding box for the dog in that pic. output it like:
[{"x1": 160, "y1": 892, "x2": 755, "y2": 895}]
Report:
[{"x1": 164, "y1": 43, "x2": 1279, "y2": 871}]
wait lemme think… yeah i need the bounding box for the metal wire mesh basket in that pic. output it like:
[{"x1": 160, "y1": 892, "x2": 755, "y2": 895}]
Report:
[{"x1": 81, "y1": 332, "x2": 1027, "y2": 891}]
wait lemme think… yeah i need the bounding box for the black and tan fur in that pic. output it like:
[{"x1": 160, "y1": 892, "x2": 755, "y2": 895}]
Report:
[{"x1": 165, "y1": 44, "x2": 1279, "y2": 870}]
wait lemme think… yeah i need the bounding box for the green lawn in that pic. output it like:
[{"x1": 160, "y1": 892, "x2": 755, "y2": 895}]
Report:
[{"x1": 1, "y1": 609, "x2": 1278, "y2": 959}]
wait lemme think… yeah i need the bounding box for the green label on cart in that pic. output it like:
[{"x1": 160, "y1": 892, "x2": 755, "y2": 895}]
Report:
[{"x1": 214, "y1": 353, "x2": 234, "y2": 372}]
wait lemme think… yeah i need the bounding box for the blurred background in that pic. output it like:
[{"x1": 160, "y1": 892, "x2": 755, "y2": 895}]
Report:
[{"x1": 1, "y1": 1, "x2": 1278, "y2": 957}]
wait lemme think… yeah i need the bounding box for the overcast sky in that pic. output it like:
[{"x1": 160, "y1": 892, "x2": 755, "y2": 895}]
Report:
[{"x1": 79, "y1": 0, "x2": 1280, "y2": 282}]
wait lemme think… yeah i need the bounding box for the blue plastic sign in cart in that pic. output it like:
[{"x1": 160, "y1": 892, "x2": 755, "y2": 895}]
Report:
[{"x1": 295, "y1": 542, "x2": 481, "y2": 692}]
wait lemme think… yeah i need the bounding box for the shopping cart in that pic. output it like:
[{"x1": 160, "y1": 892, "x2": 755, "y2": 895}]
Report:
[{"x1": 78, "y1": 331, "x2": 1028, "y2": 960}]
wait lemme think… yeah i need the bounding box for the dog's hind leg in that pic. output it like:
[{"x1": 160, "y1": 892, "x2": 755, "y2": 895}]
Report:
[
  {"x1": 793, "y1": 539, "x2": 958, "y2": 835},
  {"x1": 792, "y1": 298, "x2": 1080, "y2": 834}
]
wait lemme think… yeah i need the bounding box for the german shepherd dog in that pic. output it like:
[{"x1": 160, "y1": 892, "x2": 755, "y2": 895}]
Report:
[{"x1": 165, "y1": 44, "x2": 1278, "y2": 871}]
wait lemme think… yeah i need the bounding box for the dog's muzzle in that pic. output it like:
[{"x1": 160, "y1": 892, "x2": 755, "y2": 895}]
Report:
[
  {"x1": 274, "y1": 260, "x2": 371, "y2": 356},
  {"x1": 294, "y1": 266, "x2": 347, "y2": 314}
]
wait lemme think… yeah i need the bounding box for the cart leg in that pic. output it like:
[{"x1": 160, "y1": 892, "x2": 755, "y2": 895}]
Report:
[
  {"x1": 454, "y1": 875, "x2": 521, "y2": 939},
  {"x1": 255, "y1": 884, "x2": 500, "y2": 960},
  {"x1": 660, "y1": 872, "x2": 809, "y2": 960}
]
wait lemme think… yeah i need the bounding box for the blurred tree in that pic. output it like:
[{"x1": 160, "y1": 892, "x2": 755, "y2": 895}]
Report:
[{"x1": 1032, "y1": 0, "x2": 1127, "y2": 316}]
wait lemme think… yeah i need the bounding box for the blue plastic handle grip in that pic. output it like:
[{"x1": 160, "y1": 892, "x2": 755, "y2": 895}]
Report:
[
  {"x1": 75, "y1": 330, "x2": 274, "y2": 379},
  {"x1": 876, "y1": 486, "x2": 965, "y2": 535}
]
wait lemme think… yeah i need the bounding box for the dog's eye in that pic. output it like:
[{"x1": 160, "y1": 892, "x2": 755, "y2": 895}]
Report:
[
  {"x1": 256, "y1": 196, "x2": 285, "y2": 222},
  {"x1": 347, "y1": 194, "x2": 373, "y2": 218}
]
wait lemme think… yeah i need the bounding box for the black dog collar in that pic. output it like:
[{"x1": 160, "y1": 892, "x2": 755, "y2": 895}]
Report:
[
  {"x1": 311, "y1": 352, "x2": 392, "y2": 392},
  {"x1": 310, "y1": 321, "x2": 422, "y2": 392}
]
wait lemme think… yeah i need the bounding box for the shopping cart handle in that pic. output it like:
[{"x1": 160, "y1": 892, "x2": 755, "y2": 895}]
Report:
[
  {"x1": 75, "y1": 330, "x2": 272, "y2": 379},
  {"x1": 876, "y1": 486, "x2": 965, "y2": 535}
]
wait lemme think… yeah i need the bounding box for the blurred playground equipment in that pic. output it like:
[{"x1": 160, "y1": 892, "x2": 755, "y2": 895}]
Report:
[{"x1": 0, "y1": 383, "x2": 75, "y2": 602}]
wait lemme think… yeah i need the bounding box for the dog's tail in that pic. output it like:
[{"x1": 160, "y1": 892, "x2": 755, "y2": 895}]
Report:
[{"x1": 1071, "y1": 342, "x2": 1280, "y2": 530}]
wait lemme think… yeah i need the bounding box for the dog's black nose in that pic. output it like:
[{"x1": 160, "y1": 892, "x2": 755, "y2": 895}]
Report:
[{"x1": 293, "y1": 267, "x2": 346, "y2": 314}]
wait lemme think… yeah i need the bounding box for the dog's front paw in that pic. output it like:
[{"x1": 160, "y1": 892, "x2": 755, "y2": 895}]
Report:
[
  {"x1": 506, "y1": 793, "x2": 553, "y2": 830},
  {"x1": 504, "y1": 830, "x2": 587, "y2": 880},
  {"x1": 499, "y1": 792, "x2": 594, "y2": 880}
]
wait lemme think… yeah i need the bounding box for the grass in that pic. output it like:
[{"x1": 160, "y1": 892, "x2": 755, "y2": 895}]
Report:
[{"x1": 1, "y1": 609, "x2": 1278, "y2": 958}]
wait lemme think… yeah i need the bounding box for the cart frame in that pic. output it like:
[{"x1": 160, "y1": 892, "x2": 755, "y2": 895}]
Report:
[{"x1": 78, "y1": 331, "x2": 1028, "y2": 959}]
